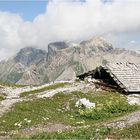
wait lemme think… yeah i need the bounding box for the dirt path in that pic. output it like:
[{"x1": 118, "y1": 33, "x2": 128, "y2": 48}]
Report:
[
  {"x1": 106, "y1": 110, "x2": 140, "y2": 128},
  {"x1": 0, "y1": 81, "x2": 74, "y2": 117},
  {"x1": 37, "y1": 82, "x2": 94, "y2": 98},
  {"x1": 4, "y1": 109, "x2": 139, "y2": 138},
  {"x1": 13, "y1": 123, "x2": 74, "y2": 137},
  {"x1": 0, "y1": 87, "x2": 22, "y2": 117},
  {"x1": 0, "y1": 98, "x2": 22, "y2": 117}
]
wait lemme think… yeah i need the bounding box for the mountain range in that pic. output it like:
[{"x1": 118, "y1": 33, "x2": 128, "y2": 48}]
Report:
[{"x1": 0, "y1": 36, "x2": 140, "y2": 85}]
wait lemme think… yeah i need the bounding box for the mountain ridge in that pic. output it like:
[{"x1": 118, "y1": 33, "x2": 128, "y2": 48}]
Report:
[{"x1": 0, "y1": 36, "x2": 139, "y2": 85}]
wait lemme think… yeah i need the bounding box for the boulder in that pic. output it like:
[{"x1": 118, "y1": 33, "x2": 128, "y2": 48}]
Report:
[{"x1": 75, "y1": 98, "x2": 95, "y2": 108}]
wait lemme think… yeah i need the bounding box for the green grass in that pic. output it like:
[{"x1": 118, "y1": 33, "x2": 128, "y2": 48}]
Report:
[
  {"x1": 28, "y1": 122, "x2": 140, "y2": 139},
  {"x1": 0, "y1": 93, "x2": 6, "y2": 101},
  {"x1": 29, "y1": 127, "x2": 111, "y2": 139},
  {"x1": 0, "y1": 91, "x2": 138, "y2": 133},
  {"x1": 77, "y1": 95, "x2": 137, "y2": 121},
  {"x1": 75, "y1": 79, "x2": 81, "y2": 83},
  {"x1": 0, "y1": 95, "x2": 4, "y2": 101},
  {"x1": 20, "y1": 82, "x2": 69, "y2": 97},
  {"x1": 0, "y1": 82, "x2": 28, "y2": 88},
  {"x1": 108, "y1": 121, "x2": 140, "y2": 139}
]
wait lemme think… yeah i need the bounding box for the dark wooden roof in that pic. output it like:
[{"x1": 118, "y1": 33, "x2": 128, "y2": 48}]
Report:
[{"x1": 76, "y1": 69, "x2": 96, "y2": 79}]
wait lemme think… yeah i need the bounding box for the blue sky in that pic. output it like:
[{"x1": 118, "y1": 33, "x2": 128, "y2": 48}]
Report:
[
  {"x1": 0, "y1": 0, "x2": 88, "y2": 21},
  {"x1": 0, "y1": 0, "x2": 111, "y2": 21},
  {"x1": 0, "y1": 1, "x2": 48, "y2": 21}
]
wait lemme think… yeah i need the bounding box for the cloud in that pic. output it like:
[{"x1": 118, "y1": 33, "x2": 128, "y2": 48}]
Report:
[
  {"x1": 0, "y1": 0, "x2": 140, "y2": 60},
  {"x1": 130, "y1": 40, "x2": 136, "y2": 44}
]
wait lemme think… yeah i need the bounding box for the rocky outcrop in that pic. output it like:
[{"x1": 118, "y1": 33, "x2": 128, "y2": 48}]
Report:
[
  {"x1": 15, "y1": 47, "x2": 47, "y2": 66},
  {"x1": 80, "y1": 36, "x2": 113, "y2": 53}
]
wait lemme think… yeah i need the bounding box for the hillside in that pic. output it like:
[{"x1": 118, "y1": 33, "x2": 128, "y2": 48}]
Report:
[
  {"x1": 0, "y1": 37, "x2": 140, "y2": 85},
  {"x1": 0, "y1": 80, "x2": 140, "y2": 139}
]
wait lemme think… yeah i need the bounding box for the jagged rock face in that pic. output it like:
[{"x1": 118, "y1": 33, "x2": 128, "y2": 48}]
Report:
[
  {"x1": 47, "y1": 42, "x2": 70, "y2": 60},
  {"x1": 49, "y1": 42, "x2": 69, "y2": 50},
  {"x1": 0, "y1": 37, "x2": 140, "y2": 85},
  {"x1": 15, "y1": 47, "x2": 47, "y2": 66},
  {"x1": 65, "y1": 37, "x2": 114, "y2": 60},
  {"x1": 80, "y1": 37, "x2": 113, "y2": 53}
]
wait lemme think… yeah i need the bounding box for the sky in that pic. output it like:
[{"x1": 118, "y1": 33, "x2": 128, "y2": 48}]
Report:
[
  {"x1": 0, "y1": 1, "x2": 48, "y2": 21},
  {"x1": 0, "y1": 0, "x2": 140, "y2": 60}
]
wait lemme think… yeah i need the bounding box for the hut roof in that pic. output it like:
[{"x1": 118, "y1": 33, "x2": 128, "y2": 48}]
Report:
[{"x1": 102, "y1": 62, "x2": 140, "y2": 93}]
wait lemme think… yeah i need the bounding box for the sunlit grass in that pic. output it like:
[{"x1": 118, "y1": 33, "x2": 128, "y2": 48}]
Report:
[
  {"x1": 0, "y1": 93, "x2": 6, "y2": 101},
  {"x1": 20, "y1": 82, "x2": 69, "y2": 97},
  {"x1": 0, "y1": 82, "x2": 27, "y2": 88},
  {"x1": 0, "y1": 91, "x2": 138, "y2": 134},
  {"x1": 28, "y1": 122, "x2": 140, "y2": 139}
]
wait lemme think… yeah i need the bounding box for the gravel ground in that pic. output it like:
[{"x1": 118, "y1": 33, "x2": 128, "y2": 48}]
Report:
[
  {"x1": 0, "y1": 81, "x2": 74, "y2": 117},
  {"x1": 13, "y1": 123, "x2": 74, "y2": 137},
  {"x1": 37, "y1": 82, "x2": 96, "y2": 98},
  {"x1": 106, "y1": 110, "x2": 140, "y2": 129},
  {"x1": 0, "y1": 81, "x2": 96, "y2": 117}
]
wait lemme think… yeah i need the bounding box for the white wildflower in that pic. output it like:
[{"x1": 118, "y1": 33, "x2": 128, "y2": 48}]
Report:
[
  {"x1": 17, "y1": 122, "x2": 22, "y2": 127},
  {"x1": 24, "y1": 118, "x2": 28, "y2": 121},
  {"x1": 27, "y1": 120, "x2": 31, "y2": 123},
  {"x1": 14, "y1": 122, "x2": 18, "y2": 126}
]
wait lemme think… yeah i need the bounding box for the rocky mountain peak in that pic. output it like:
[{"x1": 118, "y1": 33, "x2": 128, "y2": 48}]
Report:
[
  {"x1": 80, "y1": 36, "x2": 113, "y2": 52},
  {"x1": 48, "y1": 42, "x2": 69, "y2": 50},
  {"x1": 14, "y1": 47, "x2": 47, "y2": 66},
  {"x1": 47, "y1": 42, "x2": 70, "y2": 60}
]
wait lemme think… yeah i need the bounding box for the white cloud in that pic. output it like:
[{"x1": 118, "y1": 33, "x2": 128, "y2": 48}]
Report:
[{"x1": 0, "y1": 0, "x2": 140, "y2": 60}]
